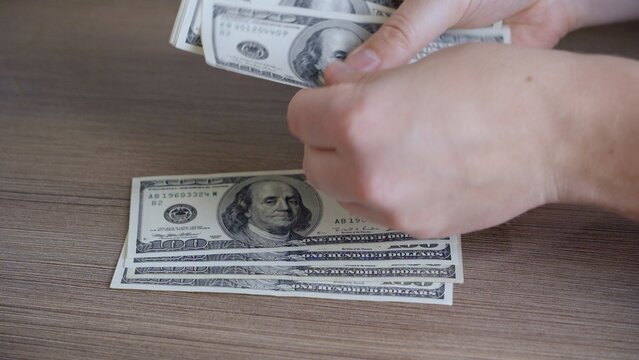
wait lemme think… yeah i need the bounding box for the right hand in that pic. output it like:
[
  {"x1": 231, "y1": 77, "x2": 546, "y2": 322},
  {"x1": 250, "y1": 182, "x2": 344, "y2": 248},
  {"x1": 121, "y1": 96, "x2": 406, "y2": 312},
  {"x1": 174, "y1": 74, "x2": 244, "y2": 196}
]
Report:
[
  {"x1": 345, "y1": 0, "x2": 580, "y2": 71},
  {"x1": 289, "y1": 43, "x2": 579, "y2": 237}
]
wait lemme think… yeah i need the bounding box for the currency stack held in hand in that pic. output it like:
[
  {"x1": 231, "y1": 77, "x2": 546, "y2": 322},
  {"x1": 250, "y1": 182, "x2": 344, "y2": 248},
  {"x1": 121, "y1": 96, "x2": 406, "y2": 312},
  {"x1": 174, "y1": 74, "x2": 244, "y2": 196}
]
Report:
[
  {"x1": 111, "y1": 170, "x2": 464, "y2": 305},
  {"x1": 169, "y1": 0, "x2": 511, "y2": 87}
]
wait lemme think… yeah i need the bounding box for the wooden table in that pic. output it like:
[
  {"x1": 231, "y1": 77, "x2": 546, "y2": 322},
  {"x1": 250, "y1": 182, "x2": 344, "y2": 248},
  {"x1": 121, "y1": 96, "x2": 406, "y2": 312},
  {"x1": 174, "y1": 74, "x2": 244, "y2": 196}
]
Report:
[{"x1": 1, "y1": 1, "x2": 638, "y2": 359}]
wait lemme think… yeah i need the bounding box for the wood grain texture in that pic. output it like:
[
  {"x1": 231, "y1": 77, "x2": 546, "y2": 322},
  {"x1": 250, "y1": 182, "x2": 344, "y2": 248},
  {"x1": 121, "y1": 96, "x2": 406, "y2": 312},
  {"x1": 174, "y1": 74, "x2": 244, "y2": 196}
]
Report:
[{"x1": 1, "y1": 1, "x2": 638, "y2": 359}]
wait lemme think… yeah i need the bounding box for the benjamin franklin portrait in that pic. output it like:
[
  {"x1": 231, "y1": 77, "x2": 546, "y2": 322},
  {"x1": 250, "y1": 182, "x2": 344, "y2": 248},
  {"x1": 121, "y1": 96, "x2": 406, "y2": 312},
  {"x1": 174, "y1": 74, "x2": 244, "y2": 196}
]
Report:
[
  {"x1": 290, "y1": 20, "x2": 372, "y2": 86},
  {"x1": 219, "y1": 176, "x2": 321, "y2": 248}
]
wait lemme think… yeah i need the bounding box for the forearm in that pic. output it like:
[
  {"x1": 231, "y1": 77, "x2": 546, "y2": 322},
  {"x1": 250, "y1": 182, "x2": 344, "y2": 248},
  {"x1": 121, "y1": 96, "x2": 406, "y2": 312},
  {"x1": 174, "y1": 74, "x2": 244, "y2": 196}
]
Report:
[
  {"x1": 571, "y1": 0, "x2": 639, "y2": 29},
  {"x1": 557, "y1": 54, "x2": 639, "y2": 219}
]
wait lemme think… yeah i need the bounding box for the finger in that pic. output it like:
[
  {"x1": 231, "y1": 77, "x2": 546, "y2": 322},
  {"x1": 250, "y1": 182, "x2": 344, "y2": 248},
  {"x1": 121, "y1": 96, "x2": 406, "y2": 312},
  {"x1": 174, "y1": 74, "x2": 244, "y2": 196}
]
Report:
[
  {"x1": 287, "y1": 88, "x2": 340, "y2": 149},
  {"x1": 322, "y1": 61, "x2": 366, "y2": 86},
  {"x1": 345, "y1": 0, "x2": 465, "y2": 71},
  {"x1": 303, "y1": 146, "x2": 358, "y2": 202}
]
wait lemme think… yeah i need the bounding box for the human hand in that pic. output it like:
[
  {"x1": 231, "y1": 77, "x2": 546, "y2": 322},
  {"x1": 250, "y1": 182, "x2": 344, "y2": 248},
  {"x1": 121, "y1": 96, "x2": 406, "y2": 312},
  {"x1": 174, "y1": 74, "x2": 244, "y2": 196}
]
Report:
[
  {"x1": 345, "y1": 0, "x2": 639, "y2": 71},
  {"x1": 288, "y1": 44, "x2": 584, "y2": 237}
]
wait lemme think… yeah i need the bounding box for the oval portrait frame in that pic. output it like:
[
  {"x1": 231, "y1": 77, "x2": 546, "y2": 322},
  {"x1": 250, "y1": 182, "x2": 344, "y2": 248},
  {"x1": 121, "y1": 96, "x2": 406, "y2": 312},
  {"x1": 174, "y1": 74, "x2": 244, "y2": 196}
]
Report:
[
  {"x1": 288, "y1": 19, "x2": 372, "y2": 84},
  {"x1": 216, "y1": 175, "x2": 323, "y2": 239}
]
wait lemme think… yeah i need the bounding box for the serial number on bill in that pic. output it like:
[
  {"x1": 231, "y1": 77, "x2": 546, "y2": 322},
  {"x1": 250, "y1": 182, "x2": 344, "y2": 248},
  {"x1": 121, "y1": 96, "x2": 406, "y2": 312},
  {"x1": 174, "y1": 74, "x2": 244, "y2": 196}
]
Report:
[{"x1": 147, "y1": 191, "x2": 217, "y2": 200}]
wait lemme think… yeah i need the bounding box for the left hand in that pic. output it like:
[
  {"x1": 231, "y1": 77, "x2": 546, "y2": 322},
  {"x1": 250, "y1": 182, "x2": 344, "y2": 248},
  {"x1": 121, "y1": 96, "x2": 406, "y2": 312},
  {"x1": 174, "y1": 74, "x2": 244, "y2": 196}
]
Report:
[{"x1": 287, "y1": 44, "x2": 581, "y2": 237}]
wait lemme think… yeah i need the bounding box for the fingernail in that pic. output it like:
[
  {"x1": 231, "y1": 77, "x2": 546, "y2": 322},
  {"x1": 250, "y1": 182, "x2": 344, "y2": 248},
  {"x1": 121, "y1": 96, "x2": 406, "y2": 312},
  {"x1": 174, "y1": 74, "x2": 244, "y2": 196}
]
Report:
[{"x1": 346, "y1": 48, "x2": 381, "y2": 72}]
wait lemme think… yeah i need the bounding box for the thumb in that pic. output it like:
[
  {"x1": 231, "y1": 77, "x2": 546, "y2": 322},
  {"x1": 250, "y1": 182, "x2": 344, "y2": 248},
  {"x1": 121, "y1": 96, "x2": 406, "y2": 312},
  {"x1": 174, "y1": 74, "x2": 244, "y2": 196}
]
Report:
[
  {"x1": 345, "y1": 0, "x2": 464, "y2": 71},
  {"x1": 323, "y1": 61, "x2": 367, "y2": 86}
]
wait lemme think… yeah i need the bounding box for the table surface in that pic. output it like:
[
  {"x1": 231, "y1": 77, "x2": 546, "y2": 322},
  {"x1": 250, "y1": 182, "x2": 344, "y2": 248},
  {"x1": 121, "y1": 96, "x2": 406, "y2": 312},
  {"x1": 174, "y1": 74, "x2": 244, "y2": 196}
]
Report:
[{"x1": 1, "y1": 1, "x2": 638, "y2": 359}]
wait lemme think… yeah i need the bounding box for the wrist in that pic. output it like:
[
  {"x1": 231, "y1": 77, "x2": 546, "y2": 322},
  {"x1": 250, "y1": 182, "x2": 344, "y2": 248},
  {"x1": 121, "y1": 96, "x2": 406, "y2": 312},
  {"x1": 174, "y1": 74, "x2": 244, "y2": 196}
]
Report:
[{"x1": 549, "y1": 54, "x2": 639, "y2": 218}]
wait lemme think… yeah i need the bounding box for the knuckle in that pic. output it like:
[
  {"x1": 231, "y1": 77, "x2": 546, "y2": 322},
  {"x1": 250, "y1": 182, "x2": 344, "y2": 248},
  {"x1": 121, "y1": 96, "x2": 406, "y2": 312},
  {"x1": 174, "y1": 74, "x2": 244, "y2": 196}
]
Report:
[
  {"x1": 385, "y1": 211, "x2": 411, "y2": 233},
  {"x1": 375, "y1": 12, "x2": 418, "y2": 54},
  {"x1": 286, "y1": 90, "x2": 308, "y2": 138},
  {"x1": 351, "y1": 170, "x2": 387, "y2": 206},
  {"x1": 383, "y1": 207, "x2": 445, "y2": 238},
  {"x1": 334, "y1": 91, "x2": 370, "y2": 153}
]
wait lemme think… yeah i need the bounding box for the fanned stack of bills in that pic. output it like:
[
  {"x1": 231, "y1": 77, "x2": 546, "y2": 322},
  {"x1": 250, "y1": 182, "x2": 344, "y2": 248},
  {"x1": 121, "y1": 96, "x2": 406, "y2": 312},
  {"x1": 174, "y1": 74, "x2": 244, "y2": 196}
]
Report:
[
  {"x1": 169, "y1": 0, "x2": 511, "y2": 87},
  {"x1": 111, "y1": 170, "x2": 464, "y2": 305}
]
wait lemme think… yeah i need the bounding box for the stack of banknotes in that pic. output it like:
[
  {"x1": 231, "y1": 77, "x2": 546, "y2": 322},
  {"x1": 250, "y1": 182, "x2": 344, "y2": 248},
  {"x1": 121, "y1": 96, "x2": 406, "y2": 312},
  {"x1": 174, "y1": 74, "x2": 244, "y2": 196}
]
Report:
[
  {"x1": 111, "y1": 171, "x2": 464, "y2": 305},
  {"x1": 169, "y1": 0, "x2": 511, "y2": 87}
]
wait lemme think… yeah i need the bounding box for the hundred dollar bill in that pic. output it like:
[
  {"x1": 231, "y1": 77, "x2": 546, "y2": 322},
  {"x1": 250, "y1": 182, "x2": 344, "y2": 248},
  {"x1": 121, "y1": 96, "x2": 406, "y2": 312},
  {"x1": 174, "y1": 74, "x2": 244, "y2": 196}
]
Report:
[
  {"x1": 200, "y1": 0, "x2": 510, "y2": 87},
  {"x1": 170, "y1": 0, "x2": 394, "y2": 55},
  {"x1": 170, "y1": 0, "x2": 503, "y2": 57},
  {"x1": 112, "y1": 246, "x2": 452, "y2": 304},
  {"x1": 130, "y1": 237, "x2": 460, "y2": 267},
  {"x1": 125, "y1": 236, "x2": 462, "y2": 267},
  {"x1": 127, "y1": 170, "x2": 459, "y2": 260},
  {"x1": 127, "y1": 263, "x2": 462, "y2": 282}
]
